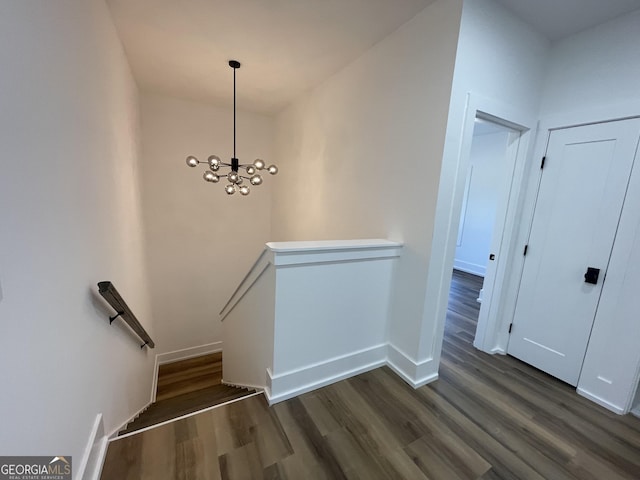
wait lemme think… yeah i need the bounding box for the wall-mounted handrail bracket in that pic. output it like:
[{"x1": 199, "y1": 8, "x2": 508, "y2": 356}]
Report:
[{"x1": 97, "y1": 281, "x2": 155, "y2": 349}]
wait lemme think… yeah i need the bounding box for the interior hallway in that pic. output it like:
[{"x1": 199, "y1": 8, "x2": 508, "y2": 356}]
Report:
[{"x1": 100, "y1": 270, "x2": 640, "y2": 479}]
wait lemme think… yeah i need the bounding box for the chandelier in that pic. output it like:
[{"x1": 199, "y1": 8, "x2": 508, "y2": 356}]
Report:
[{"x1": 185, "y1": 60, "x2": 277, "y2": 195}]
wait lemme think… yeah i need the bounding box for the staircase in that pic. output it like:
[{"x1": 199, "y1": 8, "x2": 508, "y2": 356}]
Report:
[{"x1": 119, "y1": 352, "x2": 254, "y2": 435}]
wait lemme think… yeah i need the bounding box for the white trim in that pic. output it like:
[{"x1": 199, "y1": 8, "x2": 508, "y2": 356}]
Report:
[
  {"x1": 387, "y1": 362, "x2": 439, "y2": 389},
  {"x1": 423, "y1": 91, "x2": 537, "y2": 375},
  {"x1": 386, "y1": 343, "x2": 439, "y2": 388},
  {"x1": 219, "y1": 249, "x2": 270, "y2": 318},
  {"x1": 220, "y1": 240, "x2": 403, "y2": 320},
  {"x1": 77, "y1": 414, "x2": 108, "y2": 480},
  {"x1": 266, "y1": 344, "x2": 388, "y2": 404},
  {"x1": 576, "y1": 387, "x2": 626, "y2": 415},
  {"x1": 151, "y1": 354, "x2": 160, "y2": 403},
  {"x1": 453, "y1": 259, "x2": 486, "y2": 277},
  {"x1": 111, "y1": 391, "x2": 264, "y2": 441},
  {"x1": 155, "y1": 341, "x2": 222, "y2": 365},
  {"x1": 266, "y1": 239, "x2": 402, "y2": 252},
  {"x1": 270, "y1": 241, "x2": 402, "y2": 267},
  {"x1": 456, "y1": 164, "x2": 473, "y2": 247},
  {"x1": 539, "y1": 101, "x2": 640, "y2": 134}
]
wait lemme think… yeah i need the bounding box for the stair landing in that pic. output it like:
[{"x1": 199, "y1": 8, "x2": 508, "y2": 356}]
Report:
[{"x1": 119, "y1": 352, "x2": 254, "y2": 436}]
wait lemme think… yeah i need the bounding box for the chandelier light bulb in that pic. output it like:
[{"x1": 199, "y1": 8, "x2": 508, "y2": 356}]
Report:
[
  {"x1": 267, "y1": 165, "x2": 278, "y2": 175},
  {"x1": 186, "y1": 156, "x2": 199, "y2": 167},
  {"x1": 253, "y1": 159, "x2": 265, "y2": 170},
  {"x1": 225, "y1": 184, "x2": 236, "y2": 195},
  {"x1": 236, "y1": 176, "x2": 243, "y2": 185},
  {"x1": 208, "y1": 155, "x2": 221, "y2": 168},
  {"x1": 203, "y1": 171, "x2": 219, "y2": 183},
  {"x1": 239, "y1": 185, "x2": 250, "y2": 196},
  {"x1": 250, "y1": 174, "x2": 263, "y2": 185},
  {"x1": 246, "y1": 166, "x2": 256, "y2": 175},
  {"x1": 227, "y1": 172, "x2": 240, "y2": 184}
]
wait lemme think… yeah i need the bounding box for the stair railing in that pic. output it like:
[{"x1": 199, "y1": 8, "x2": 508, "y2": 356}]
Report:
[{"x1": 97, "y1": 281, "x2": 155, "y2": 349}]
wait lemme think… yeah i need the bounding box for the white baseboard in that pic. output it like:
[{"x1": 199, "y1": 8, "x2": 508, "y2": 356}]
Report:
[
  {"x1": 387, "y1": 344, "x2": 439, "y2": 388},
  {"x1": 152, "y1": 342, "x2": 223, "y2": 402},
  {"x1": 108, "y1": 401, "x2": 152, "y2": 439},
  {"x1": 453, "y1": 260, "x2": 486, "y2": 277},
  {"x1": 265, "y1": 344, "x2": 387, "y2": 404},
  {"x1": 576, "y1": 387, "x2": 625, "y2": 415},
  {"x1": 155, "y1": 341, "x2": 223, "y2": 365},
  {"x1": 78, "y1": 414, "x2": 109, "y2": 480}
]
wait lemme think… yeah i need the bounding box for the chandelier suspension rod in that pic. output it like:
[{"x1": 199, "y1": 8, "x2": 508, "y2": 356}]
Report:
[{"x1": 233, "y1": 61, "x2": 236, "y2": 161}]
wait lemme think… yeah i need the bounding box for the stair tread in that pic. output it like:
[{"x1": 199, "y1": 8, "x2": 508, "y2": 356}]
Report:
[{"x1": 120, "y1": 384, "x2": 254, "y2": 435}]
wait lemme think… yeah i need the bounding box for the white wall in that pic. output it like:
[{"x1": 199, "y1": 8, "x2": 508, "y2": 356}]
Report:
[
  {"x1": 0, "y1": 0, "x2": 153, "y2": 470},
  {"x1": 422, "y1": 0, "x2": 549, "y2": 364},
  {"x1": 139, "y1": 93, "x2": 274, "y2": 354},
  {"x1": 540, "y1": 9, "x2": 640, "y2": 118},
  {"x1": 454, "y1": 130, "x2": 510, "y2": 276},
  {"x1": 535, "y1": 10, "x2": 640, "y2": 412},
  {"x1": 220, "y1": 240, "x2": 401, "y2": 403},
  {"x1": 272, "y1": 0, "x2": 464, "y2": 385}
]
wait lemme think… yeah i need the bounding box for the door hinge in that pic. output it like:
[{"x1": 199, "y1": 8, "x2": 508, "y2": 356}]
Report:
[
  {"x1": 541, "y1": 156, "x2": 546, "y2": 169},
  {"x1": 509, "y1": 323, "x2": 513, "y2": 334},
  {"x1": 523, "y1": 244, "x2": 528, "y2": 256}
]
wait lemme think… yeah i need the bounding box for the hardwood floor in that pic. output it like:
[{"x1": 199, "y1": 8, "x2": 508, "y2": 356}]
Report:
[
  {"x1": 156, "y1": 353, "x2": 224, "y2": 402},
  {"x1": 101, "y1": 270, "x2": 640, "y2": 479}
]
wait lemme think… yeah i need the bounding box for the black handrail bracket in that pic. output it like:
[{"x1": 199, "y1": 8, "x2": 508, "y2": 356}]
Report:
[{"x1": 97, "y1": 281, "x2": 155, "y2": 349}]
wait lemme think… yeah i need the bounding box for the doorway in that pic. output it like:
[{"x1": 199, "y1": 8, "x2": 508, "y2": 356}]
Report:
[{"x1": 445, "y1": 116, "x2": 522, "y2": 346}]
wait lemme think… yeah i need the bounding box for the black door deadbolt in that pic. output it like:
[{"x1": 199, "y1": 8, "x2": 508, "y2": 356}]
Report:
[
  {"x1": 489, "y1": 254, "x2": 495, "y2": 261},
  {"x1": 584, "y1": 267, "x2": 600, "y2": 285}
]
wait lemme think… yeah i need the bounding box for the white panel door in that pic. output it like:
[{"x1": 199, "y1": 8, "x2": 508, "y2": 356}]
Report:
[{"x1": 507, "y1": 119, "x2": 640, "y2": 386}]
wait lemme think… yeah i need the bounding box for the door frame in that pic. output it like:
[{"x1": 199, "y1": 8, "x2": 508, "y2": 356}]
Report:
[{"x1": 424, "y1": 92, "x2": 537, "y2": 368}]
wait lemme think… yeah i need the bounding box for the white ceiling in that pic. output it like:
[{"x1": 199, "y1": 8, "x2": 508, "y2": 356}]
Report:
[
  {"x1": 107, "y1": 0, "x2": 640, "y2": 114},
  {"x1": 496, "y1": 0, "x2": 640, "y2": 41},
  {"x1": 107, "y1": 0, "x2": 434, "y2": 114}
]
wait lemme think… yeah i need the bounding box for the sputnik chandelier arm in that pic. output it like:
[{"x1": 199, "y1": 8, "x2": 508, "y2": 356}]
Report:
[{"x1": 185, "y1": 60, "x2": 278, "y2": 196}]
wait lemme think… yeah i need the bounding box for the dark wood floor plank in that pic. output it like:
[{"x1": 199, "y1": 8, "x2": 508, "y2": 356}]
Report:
[
  {"x1": 157, "y1": 353, "x2": 223, "y2": 401},
  {"x1": 101, "y1": 269, "x2": 640, "y2": 480}
]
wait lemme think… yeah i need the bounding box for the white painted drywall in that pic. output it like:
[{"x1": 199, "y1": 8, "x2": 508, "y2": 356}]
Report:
[
  {"x1": 454, "y1": 130, "x2": 511, "y2": 276},
  {"x1": 221, "y1": 252, "x2": 275, "y2": 391},
  {"x1": 221, "y1": 240, "x2": 401, "y2": 402},
  {"x1": 539, "y1": 9, "x2": 640, "y2": 118},
  {"x1": 139, "y1": 93, "x2": 274, "y2": 354},
  {"x1": 0, "y1": 0, "x2": 154, "y2": 469},
  {"x1": 421, "y1": 0, "x2": 549, "y2": 364},
  {"x1": 535, "y1": 10, "x2": 640, "y2": 412},
  {"x1": 271, "y1": 0, "x2": 464, "y2": 385}
]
